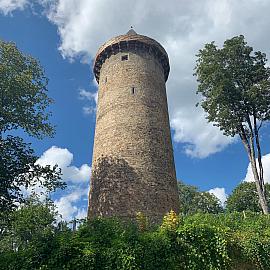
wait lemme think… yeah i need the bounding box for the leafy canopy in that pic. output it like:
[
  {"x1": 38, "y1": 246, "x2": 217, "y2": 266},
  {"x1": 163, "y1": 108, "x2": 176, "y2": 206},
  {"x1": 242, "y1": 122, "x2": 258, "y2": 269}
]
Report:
[
  {"x1": 2, "y1": 206, "x2": 270, "y2": 270},
  {"x1": 0, "y1": 40, "x2": 65, "y2": 214},
  {"x1": 0, "y1": 40, "x2": 54, "y2": 138},
  {"x1": 194, "y1": 35, "x2": 270, "y2": 214},
  {"x1": 226, "y1": 182, "x2": 270, "y2": 213},
  {"x1": 0, "y1": 198, "x2": 62, "y2": 270},
  {"x1": 194, "y1": 35, "x2": 270, "y2": 136},
  {"x1": 178, "y1": 181, "x2": 223, "y2": 215},
  {"x1": 0, "y1": 136, "x2": 65, "y2": 213}
]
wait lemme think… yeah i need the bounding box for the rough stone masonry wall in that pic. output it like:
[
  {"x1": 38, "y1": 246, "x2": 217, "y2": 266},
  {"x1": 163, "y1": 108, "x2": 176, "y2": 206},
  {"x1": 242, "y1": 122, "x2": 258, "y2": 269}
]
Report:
[{"x1": 88, "y1": 46, "x2": 180, "y2": 222}]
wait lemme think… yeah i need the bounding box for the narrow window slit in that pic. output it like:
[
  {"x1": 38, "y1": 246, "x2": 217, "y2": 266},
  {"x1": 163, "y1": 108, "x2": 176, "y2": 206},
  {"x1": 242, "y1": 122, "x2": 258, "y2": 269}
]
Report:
[
  {"x1": 121, "y1": 55, "x2": 128, "y2": 61},
  {"x1": 131, "y1": 87, "x2": 135, "y2": 94}
]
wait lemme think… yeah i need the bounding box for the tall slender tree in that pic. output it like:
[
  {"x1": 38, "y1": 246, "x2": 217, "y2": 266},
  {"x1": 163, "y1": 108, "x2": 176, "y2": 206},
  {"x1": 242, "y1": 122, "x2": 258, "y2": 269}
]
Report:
[{"x1": 195, "y1": 35, "x2": 270, "y2": 214}]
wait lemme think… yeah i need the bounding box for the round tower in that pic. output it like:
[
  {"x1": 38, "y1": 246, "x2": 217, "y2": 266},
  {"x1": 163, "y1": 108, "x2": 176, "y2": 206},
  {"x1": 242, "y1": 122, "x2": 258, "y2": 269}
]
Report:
[{"x1": 88, "y1": 29, "x2": 179, "y2": 222}]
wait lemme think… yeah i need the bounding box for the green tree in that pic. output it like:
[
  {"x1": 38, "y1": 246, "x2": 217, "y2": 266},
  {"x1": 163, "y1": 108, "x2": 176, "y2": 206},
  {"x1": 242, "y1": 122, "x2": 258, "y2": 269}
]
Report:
[
  {"x1": 0, "y1": 136, "x2": 64, "y2": 214},
  {"x1": 178, "y1": 181, "x2": 223, "y2": 215},
  {"x1": 0, "y1": 40, "x2": 54, "y2": 138},
  {"x1": 194, "y1": 35, "x2": 270, "y2": 213},
  {"x1": 0, "y1": 40, "x2": 65, "y2": 215},
  {"x1": 3, "y1": 212, "x2": 270, "y2": 269},
  {"x1": 0, "y1": 197, "x2": 68, "y2": 270},
  {"x1": 226, "y1": 182, "x2": 270, "y2": 213}
]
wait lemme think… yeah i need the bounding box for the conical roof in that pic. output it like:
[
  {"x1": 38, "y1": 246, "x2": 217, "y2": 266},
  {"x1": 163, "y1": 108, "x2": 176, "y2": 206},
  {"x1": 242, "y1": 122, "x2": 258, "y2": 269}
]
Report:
[{"x1": 126, "y1": 28, "x2": 137, "y2": 35}]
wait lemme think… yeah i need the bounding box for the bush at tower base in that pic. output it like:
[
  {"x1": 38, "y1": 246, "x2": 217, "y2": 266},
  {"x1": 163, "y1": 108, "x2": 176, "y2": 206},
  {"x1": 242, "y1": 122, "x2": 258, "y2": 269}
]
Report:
[{"x1": 1, "y1": 205, "x2": 270, "y2": 270}]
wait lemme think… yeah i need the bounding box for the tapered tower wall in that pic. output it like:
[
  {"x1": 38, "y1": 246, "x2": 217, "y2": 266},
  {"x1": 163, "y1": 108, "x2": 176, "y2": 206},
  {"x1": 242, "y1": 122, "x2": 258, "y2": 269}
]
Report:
[{"x1": 88, "y1": 31, "x2": 179, "y2": 221}]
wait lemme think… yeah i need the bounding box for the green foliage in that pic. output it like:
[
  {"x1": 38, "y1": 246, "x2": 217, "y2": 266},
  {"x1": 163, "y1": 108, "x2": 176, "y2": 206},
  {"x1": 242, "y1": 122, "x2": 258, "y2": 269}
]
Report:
[
  {"x1": 0, "y1": 198, "x2": 63, "y2": 270},
  {"x1": 0, "y1": 40, "x2": 54, "y2": 138},
  {"x1": 2, "y1": 204, "x2": 270, "y2": 270},
  {"x1": 226, "y1": 182, "x2": 270, "y2": 213},
  {"x1": 136, "y1": 212, "x2": 149, "y2": 232},
  {"x1": 194, "y1": 35, "x2": 270, "y2": 137},
  {"x1": 176, "y1": 224, "x2": 229, "y2": 270},
  {"x1": 194, "y1": 35, "x2": 270, "y2": 213},
  {"x1": 0, "y1": 40, "x2": 65, "y2": 215},
  {"x1": 178, "y1": 181, "x2": 223, "y2": 214},
  {"x1": 184, "y1": 212, "x2": 270, "y2": 269},
  {"x1": 0, "y1": 136, "x2": 65, "y2": 213},
  {"x1": 0, "y1": 138, "x2": 64, "y2": 219}
]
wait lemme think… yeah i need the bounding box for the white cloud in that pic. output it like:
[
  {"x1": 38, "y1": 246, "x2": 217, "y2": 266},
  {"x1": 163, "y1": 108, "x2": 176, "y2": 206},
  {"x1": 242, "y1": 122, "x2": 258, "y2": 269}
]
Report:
[
  {"x1": 171, "y1": 108, "x2": 235, "y2": 158},
  {"x1": 79, "y1": 88, "x2": 98, "y2": 115},
  {"x1": 43, "y1": 0, "x2": 270, "y2": 158},
  {"x1": 208, "y1": 187, "x2": 227, "y2": 207},
  {"x1": 5, "y1": 0, "x2": 270, "y2": 157},
  {"x1": 54, "y1": 186, "x2": 89, "y2": 221},
  {"x1": 79, "y1": 88, "x2": 98, "y2": 104},
  {"x1": 35, "y1": 146, "x2": 91, "y2": 221},
  {"x1": 21, "y1": 182, "x2": 48, "y2": 202},
  {"x1": 0, "y1": 0, "x2": 28, "y2": 14},
  {"x1": 76, "y1": 208, "x2": 87, "y2": 219},
  {"x1": 21, "y1": 146, "x2": 90, "y2": 221},
  {"x1": 243, "y1": 153, "x2": 270, "y2": 184},
  {"x1": 36, "y1": 146, "x2": 91, "y2": 183}
]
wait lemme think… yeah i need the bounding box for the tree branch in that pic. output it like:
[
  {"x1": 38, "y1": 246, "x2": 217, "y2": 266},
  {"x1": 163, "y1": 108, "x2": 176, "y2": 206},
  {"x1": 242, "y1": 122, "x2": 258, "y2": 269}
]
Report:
[
  {"x1": 253, "y1": 110, "x2": 265, "y2": 192},
  {"x1": 238, "y1": 124, "x2": 251, "y2": 157},
  {"x1": 257, "y1": 120, "x2": 263, "y2": 131}
]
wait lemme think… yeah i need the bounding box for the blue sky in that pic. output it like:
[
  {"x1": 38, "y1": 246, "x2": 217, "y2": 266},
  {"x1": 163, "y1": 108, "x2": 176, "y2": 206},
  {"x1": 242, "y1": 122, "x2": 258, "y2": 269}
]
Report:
[{"x1": 1, "y1": 0, "x2": 270, "y2": 220}]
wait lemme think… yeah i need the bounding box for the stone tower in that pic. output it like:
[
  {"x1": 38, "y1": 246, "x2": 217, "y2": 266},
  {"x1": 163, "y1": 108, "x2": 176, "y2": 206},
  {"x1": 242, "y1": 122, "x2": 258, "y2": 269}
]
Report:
[{"x1": 88, "y1": 29, "x2": 179, "y2": 222}]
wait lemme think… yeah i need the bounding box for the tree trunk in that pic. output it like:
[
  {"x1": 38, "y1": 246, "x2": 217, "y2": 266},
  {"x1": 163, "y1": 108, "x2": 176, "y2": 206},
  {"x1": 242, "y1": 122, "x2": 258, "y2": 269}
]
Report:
[
  {"x1": 253, "y1": 115, "x2": 266, "y2": 194},
  {"x1": 249, "y1": 154, "x2": 269, "y2": 214},
  {"x1": 239, "y1": 123, "x2": 269, "y2": 214}
]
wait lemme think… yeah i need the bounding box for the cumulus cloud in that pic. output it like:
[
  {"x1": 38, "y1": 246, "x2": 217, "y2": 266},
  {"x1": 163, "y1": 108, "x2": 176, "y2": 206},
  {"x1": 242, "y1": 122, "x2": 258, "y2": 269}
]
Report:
[
  {"x1": 208, "y1": 187, "x2": 227, "y2": 207},
  {"x1": 35, "y1": 146, "x2": 90, "y2": 221},
  {"x1": 54, "y1": 186, "x2": 88, "y2": 221},
  {"x1": 171, "y1": 108, "x2": 234, "y2": 158},
  {"x1": 243, "y1": 153, "x2": 270, "y2": 184},
  {"x1": 0, "y1": 0, "x2": 28, "y2": 14},
  {"x1": 43, "y1": 0, "x2": 270, "y2": 158},
  {"x1": 4, "y1": 0, "x2": 270, "y2": 157},
  {"x1": 20, "y1": 146, "x2": 90, "y2": 221},
  {"x1": 36, "y1": 146, "x2": 91, "y2": 183}
]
